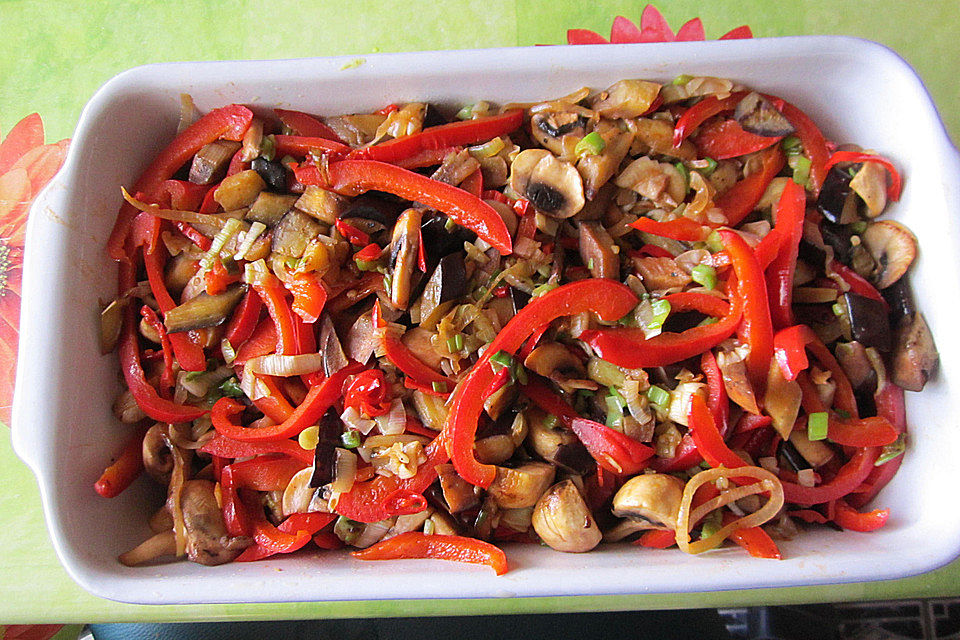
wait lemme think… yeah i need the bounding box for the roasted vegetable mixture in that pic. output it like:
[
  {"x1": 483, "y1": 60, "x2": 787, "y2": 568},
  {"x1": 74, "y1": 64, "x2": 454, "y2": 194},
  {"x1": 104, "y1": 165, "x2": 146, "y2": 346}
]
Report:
[{"x1": 98, "y1": 77, "x2": 937, "y2": 573}]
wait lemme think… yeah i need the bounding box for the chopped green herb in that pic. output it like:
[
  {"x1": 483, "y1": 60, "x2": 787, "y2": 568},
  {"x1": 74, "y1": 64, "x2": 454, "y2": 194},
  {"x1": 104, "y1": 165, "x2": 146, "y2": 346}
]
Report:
[
  {"x1": 532, "y1": 282, "x2": 558, "y2": 297},
  {"x1": 456, "y1": 104, "x2": 475, "y2": 120},
  {"x1": 850, "y1": 221, "x2": 868, "y2": 235},
  {"x1": 691, "y1": 264, "x2": 717, "y2": 290},
  {"x1": 220, "y1": 338, "x2": 236, "y2": 364},
  {"x1": 706, "y1": 230, "x2": 724, "y2": 253},
  {"x1": 832, "y1": 302, "x2": 845, "y2": 317},
  {"x1": 355, "y1": 258, "x2": 378, "y2": 272},
  {"x1": 672, "y1": 74, "x2": 693, "y2": 86},
  {"x1": 646, "y1": 298, "x2": 672, "y2": 331},
  {"x1": 875, "y1": 434, "x2": 906, "y2": 466},
  {"x1": 431, "y1": 381, "x2": 449, "y2": 393},
  {"x1": 469, "y1": 136, "x2": 506, "y2": 159},
  {"x1": 575, "y1": 131, "x2": 606, "y2": 157},
  {"x1": 260, "y1": 135, "x2": 276, "y2": 162},
  {"x1": 279, "y1": 154, "x2": 297, "y2": 168},
  {"x1": 781, "y1": 135, "x2": 802, "y2": 155},
  {"x1": 490, "y1": 350, "x2": 513, "y2": 369},
  {"x1": 444, "y1": 217, "x2": 456, "y2": 232},
  {"x1": 447, "y1": 334, "x2": 464, "y2": 352},
  {"x1": 543, "y1": 414, "x2": 559, "y2": 430},
  {"x1": 341, "y1": 430, "x2": 362, "y2": 449},
  {"x1": 605, "y1": 392, "x2": 624, "y2": 427},
  {"x1": 700, "y1": 510, "x2": 723, "y2": 539},
  {"x1": 587, "y1": 258, "x2": 595, "y2": 270},
  {"x1": 646, "y1": 385, "x2": 671, "y2": 407},
  {"x1": 674, "y1": 162, "x2": 690, "y2": 190},
  {"x1": 700, "y1": 157, "x2": 718, "y2": 176},
  {"x1": 218, "y1": 377, "x2": 244, "y2": 399},
  {"x1": 807, "y1": 411, "x2": 829, "y2": 441},
  {"x1": 790, "y1": 154, "x2": 812, "y2": 186},
  {"x1": 697, "y1": 317, "x2": 720, "y2": 327}
]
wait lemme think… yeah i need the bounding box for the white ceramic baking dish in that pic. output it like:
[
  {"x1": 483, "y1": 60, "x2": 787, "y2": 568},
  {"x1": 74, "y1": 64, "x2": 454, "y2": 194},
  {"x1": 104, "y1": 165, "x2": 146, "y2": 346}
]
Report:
[{"x1": 11, "y1": 35, "x2": 960, "y2": 605}]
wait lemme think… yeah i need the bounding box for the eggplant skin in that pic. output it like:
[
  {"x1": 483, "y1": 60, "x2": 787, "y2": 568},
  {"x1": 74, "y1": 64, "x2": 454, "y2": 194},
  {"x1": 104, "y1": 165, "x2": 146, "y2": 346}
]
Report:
[
  {"x1": 891, "y1": 312, "x2": 939, "y2": 392},
  {"x1": 842, "y1": 292, "x2": 893, "y2": 352},
  {"x1": 164, "y1": 284, "x2": 247, "y2": 334}
]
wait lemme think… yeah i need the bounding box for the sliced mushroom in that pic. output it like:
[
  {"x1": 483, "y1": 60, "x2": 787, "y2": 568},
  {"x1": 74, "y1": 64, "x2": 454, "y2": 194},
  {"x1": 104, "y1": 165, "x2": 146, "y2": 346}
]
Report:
[
  {"x1": 861, "y1": 220, "x2": 917, "y2": 290},
  {"x1": 436, "y1": 463, "x2": 480, "y2": 513},
  {"x1": 530, "y1": 109, "x2": 590, "y2": 156},
  {"x1": 163, "y1": 283, "x2": 247, "y2": 334},
  {"x1": 733, "y1": 92, "x2": 795, "y2": 137},
  {"x1": 578, "y1": 222, "x2": 620, "y2": 280},
  {"x1": 509, "y1": 149, "x2": 585, "y2": 219},
  {"x1": 891, "y1": 312, "x2": 939, "y2": 392},
  {"x1": 523, "y1": 342, "x2": 595, "y2": 390},
  {"x1": 400, "y1": 326, "x2": 444, "y2": 371},
  {"x1": 615, "y1": 157, "x2": 685, "y2": 208},
  {"x1": 611, "y1": 473, "x2": 684, "y2": 531},
  {"x1": 143, "y1": 423, "x2": 173, "y2": 484},
  {"x1": 526, "y1": 407, "x2": 594, "y2": 475},
  {"x1": 628, "y1": 118, "x2": 696, "y2": 161},
  {"x1": 484, "y1": 381, "x2": 518, "y2": 422},
  {"x1": 531, "y1": 479, "x2": 602, "y2": 553},
  {"x1": 272, "y1": 209, "x2": 323, "y2": 258},
  {"x1": 590, "y1": 79, "x2": 662, "y2": 119},
  {"x1": 487, "y1": 462, "x2": 555, "y2": 509},
  {"x1": 387, "y1": 208, "x2": 423, "y2": 310},
  {"x1": 475, "y1": 435, "x2": 517, "y2": 465},
  {"x1": 180, "y1": 479, "x2": 252, "y2": 565},
  {"x1": 850, "y1": 160, "x2": 888, "y2": 217}
]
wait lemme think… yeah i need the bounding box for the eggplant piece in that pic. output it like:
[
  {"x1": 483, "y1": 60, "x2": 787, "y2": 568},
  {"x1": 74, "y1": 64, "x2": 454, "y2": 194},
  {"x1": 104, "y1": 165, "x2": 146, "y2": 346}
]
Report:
[
  {"x1": 246, "y1": 192, "x2": 298, "y2": 226},
  {"x1": 164, "y1": 283, "x2": 246, "y2": 334},
  {"x1": 422, "y1": 103, "x2": 449, "y2": 129},
  {"x1": 798, "y1": 239, "x2": 828, "y2": 271},
  {"x1": 309, "y1": 409, "x2": 342, "y2": 488},
  {"x1": 834, "y1": 341, "x2": 878, "y2": 396},
  {"x1": 891, "y1": 312, "x2": 939, "y2": 392},
  {"x1": 271, "y1": 209, "x2": 323, "y2": 258},
  {"x1": 734, "y1": 92, "x2": 795, "y2": 138},
  {"x1": 418, "y1": 253, "x2": 467, "y2": 326},
  {"x1": 817, "y1": 167, "x2": 859, "y2": 225},
  {"x1": 578, "y1": 221, "x2": 619, "y2": 279},
  {"x1": 420, "y1": 213, "x2": 475, "y2": 259},
  {"x1": 778, "y1": 439, "x2": 811, "y2": 472},
  {"x1": 883, "y1": 276, "x2": 915, "y2": 322},
  {"x1": 840, "y1": 292, "x2": 893, "y2": 352},
  {"x1": 819, "y1": 221, "x2": 855, "y2": 265},
  {"x1": 190, "y1": 140, "x2": 242, "y2": 185},
  {"x1": 387, "y1": 208, "x2": 423, "y2": 310},
  {"x1": 251, "y1": 156, "x2": 287, "y2": 192},
  {"x1": 317, "y1": 314, "x2": 349, "y2": 376},
  {"x1": 341, "y1": 194, "x2": 403, "y2": 227}
]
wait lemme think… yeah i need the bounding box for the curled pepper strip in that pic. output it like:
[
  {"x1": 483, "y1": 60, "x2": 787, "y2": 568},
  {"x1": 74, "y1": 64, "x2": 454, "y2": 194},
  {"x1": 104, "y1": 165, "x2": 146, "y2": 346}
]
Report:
[
  {"x1": 352, "y1": 532, "x2": 509, "y2": 576},
  {"x1": 107, "y1": 104, "x2": 253, "y2": 260},
  {"x1": 295, "y1": 160, "x2": 512, "y2": 255},
  {"x1": 824, "y1": 151, "x2": 902, "y2": 201},
  {"x1": 848, "y1": 382, "x2": 906, "y2": 509},
  {"x1": 832, "y1": 499, "x2": 889, "y2": 532},
  {"x1": 275, "y1": 108, "x2": 345, "y2": 143},
  {"x1": 672, "y1": 92, "x2": 747, "y2": 146},
  {"x1": 693, "y1": 119, "x2": 784, "y2": 160},
  {"x1": 780, "y1": 446, "x2": 879, "y2": 506},
  {"x1": 718, "y1": 229, "x2": 774, "y2": 393},
  {"x1": 773, "y1": 324, "x2": 858, "y2": 418},
  {"x1": 765, "y1": 179, "x2": 806, "y2": 329},
  {"x1": 569, "y1": 418, "x2": 654, "y2": 476},
  {"x1": 237, "y1": 512, "x2": 338, "y2": 562},
  {"x1": 273, "y1": 135, "x2": 350, "y2": 158},
  {"x1": 199, "y1": 432, "x2": 314, "y2": 466},
  {"x1": 581, "y1": 291, "x2": 742, "y2": 370},
  {"x1": 714, "y1": 144, "x2": 785, "y2": 227},
  {"x1": 348, "y1": 109, "x2": 524, "y2": 164},
  {"x1": 630, "y1": 216, "x2": 711, "y2": 241},
  {"x1": 450, "y1": 279, "x2": 639, "y2": 488},
  {"x1": 211, "y1": 362, "x2": 363, "y2": 442},
  {"x1": 140, "y1": 305, "x2": 175, "y2": 396},
  {"x1": 94, "y1": 424, "x2": 149, "y2": 498}
]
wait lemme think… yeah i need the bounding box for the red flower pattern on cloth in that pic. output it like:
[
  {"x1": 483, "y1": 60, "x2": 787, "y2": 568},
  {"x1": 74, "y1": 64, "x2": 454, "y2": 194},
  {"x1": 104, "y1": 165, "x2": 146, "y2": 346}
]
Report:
[
  {"x1": 567, "y1": 5, "x2": 752, "y2": 44},
  {"x1": 0, "y1": 114, "x2": 69, "y2": 427}
]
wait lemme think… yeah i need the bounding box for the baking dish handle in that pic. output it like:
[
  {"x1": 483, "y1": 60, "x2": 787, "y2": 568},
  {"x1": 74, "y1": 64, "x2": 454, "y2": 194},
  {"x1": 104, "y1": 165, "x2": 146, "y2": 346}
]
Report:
[{"x1": 10, "y1": 176, "x2": 67, "y2": 474}]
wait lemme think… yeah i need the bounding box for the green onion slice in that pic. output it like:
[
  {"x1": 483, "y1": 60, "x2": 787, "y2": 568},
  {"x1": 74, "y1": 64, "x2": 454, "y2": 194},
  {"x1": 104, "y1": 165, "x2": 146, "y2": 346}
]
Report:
[
  {"x1": 691, "y1": 264, "x2": 717, "y2": 290},
  {"x1": 646, "y1": 385, "x2": 671, "y2": 407},
  {"x1": 575, "y1": 131, "x2": 606, "y2": 157},
  {"x1": 807, "y1": 411, "x2": 829, "y2": 441}
]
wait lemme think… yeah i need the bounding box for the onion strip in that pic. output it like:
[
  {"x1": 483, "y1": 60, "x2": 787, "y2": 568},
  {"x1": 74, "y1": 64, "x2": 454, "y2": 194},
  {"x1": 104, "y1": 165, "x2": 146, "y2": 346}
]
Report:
[
  {"x1": 675, "y1": 466, "x2": 784, "y2": 555},
  {"x1": 122, "y1": 187, "x2": 232, "y2": 229},
  {"x1": 246, "y1": 353, "x2": 326, "y2": 377}
]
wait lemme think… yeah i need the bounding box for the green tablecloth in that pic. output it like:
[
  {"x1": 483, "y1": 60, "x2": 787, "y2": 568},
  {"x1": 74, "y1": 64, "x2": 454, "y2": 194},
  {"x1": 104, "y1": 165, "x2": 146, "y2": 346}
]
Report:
[{"x1": 0, "y1": 0, "x2": 957, "y2": 625}]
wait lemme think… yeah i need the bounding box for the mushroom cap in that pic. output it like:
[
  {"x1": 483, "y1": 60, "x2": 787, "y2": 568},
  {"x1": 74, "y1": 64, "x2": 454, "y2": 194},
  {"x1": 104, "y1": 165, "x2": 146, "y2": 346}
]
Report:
[
  {"x1": 531, "y1": 479, "x2": 602, "y2": 553},
  {"x1": 509, "y1": 149, "x2": 584, "y2": 219},
  {"x1": 611, "y1": 473, "x2": 685, "y2": 530},
  {"x1": 861, "y1": 220, "x2": 917, "y2": 290}
]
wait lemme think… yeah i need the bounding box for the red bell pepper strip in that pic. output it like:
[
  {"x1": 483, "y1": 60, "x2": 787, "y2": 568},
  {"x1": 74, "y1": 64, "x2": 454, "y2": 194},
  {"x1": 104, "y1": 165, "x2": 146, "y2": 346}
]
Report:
[
  {"x1": 174, "y1": 221, "x2": 212, "y2": 251},
  {"x1": 211, "y1": 362, "x2": 363, "y2": 442},
  {"x1": 710, "y1": 229, "x2": 784, "y2": 271},
  {"x1": 673, "y1": 92, "x2": 746, "y2": 146},
  {"x1": 694, "y1": 119, "x2": 784, "y2": 160},
  {"x1": 237, "y1": 512, "x2": 338, "y2": 562},
  {"x1": 117, "y1": 261, "x2": 208, "y2": 423},
  {"x1": 770, "y1": 96, "x2": 830, "y2": 195},
  {"x1": 632, "y1": 243, "x2": 676, "y2": 259},
  {"x1": 765, "y1": 179, "x2": 806, "y2": 329},
  {"x1": 226, "y1": 148, "x2": 248, "y2": 177},
  {"x1": 630, "y1": 216, "x2": 710, "y2": 241},
  {"x1": 395, "y1": 146, "x2": 462, "y2": 170},
  {"x1": 249, "y1": 270, "x2": 300, "y2": 355},
  {"x1": 140, "y1": 305, "x2": 175, "y2": 396},
  {"x1": 374, "y1": 301, "x2": 455, "y2": 394},
  {"x1": 285, "y1": 273, "x2": 327, "y2": 324},
  {"x1": 297, "y1": 159, "x2": 512, "y2": 256},
  {"x1": 355, "y1": 242, "x2": 382, "y2": 262},
  {"x1": 649, "y1": 434, "x2": 703, "y2": 472},
  {"x1": 274, "y1": 108, "x2": 345, "y2": 143},
  {"x1": 348, "y1": 109, "x2": 523, "y2": 165},
  {"x1": 635, "y1": 529, "x2": 677, "y2": 549},
  {"x1": 830, "y1": 260, "x2": 888, "y2": 308},
  {"x1": 734, "y1": 413, "x2": 773, "y2": 433},
  {"x1": 833, "y1": 499, "x2": 889, "y2": 532},
  {"x1": 520, "y1": 377, "x2": 579, "y2": 426},
  {"x1": 163, "y1": 179, "x2": 209, "y2": 211},
  {"x1": 824, "y1": 151, "x2": 902, "y2": 201},
  {"x1": 722, "y1": 512, "x2": 782, "y2": 559},
  {"x1": 450, "y1": 279, "x2": 639, "y2": 487},
  {"x1": 198, "y1": 185, "x2": 220, "y2": 214},
  {"x1": 781, "y1": 446, "x2": 879, "y2": 506},
  {"x1": 199, "y1": 432, "x2": 314, "y2": 466},
  {"x1": 334, "y1": 218, "x2": 371, "y2": 246},
  {"x1": 849, "y1": 382, "x2": 906, "y2": 509},
  {"x1": 224, "y1": 290, "x2": 263, "y2": 348},
  {"x1": 107, "y1": 104, "x2": 253, "y2": 260},
  {"x1": 352, "y1": 532, "x2": 509, "y2": 575},
  {"x1": 714, "y1": 144, "x2": 785, "y2": 227},
  {"x1": 701, "y1": 350, "x2": 729, "y2": 437},
  {"x1": 664, "y1": 291, "x2": 730, "y2": 318},
  {"x1": 94, "y1": 425, "x2": 149, "y2": 498},
  {"x1": 204, "y1": 260, "x2": 241, "y2": 296},
  {"x1": 718, "y1": 229, "x2": 774, "y2": 392},
  {"x1": 273, "y1": 134, "x2": 350, "y2": 158},
  {"x1": 582, "y1": 289, "x2": 742, "y2": 369},
  {"x1": 142, "y1": 248, "x2": 208, "y2": 372},
  {"x1": 569, "y1": 418, "x2": 654, "y2": 475},
  {"x1": 233, "y1": 318, "x2": 276, "y2": 365},
  {"x1": 772, "y1": 324, "x2": 858, "y2": 418},
  {"x1": 222, "y1": 454, "x2": 308, "y2": 492},
  {"x1": 688, "y1": 394, "x2": 747, "y2": 470},
  {"x1": 461, "y1": 168, "x2": 483, "y2": 198},
  {"x1": 344, "y1": 369, "x2": 391, "y2": 417}
]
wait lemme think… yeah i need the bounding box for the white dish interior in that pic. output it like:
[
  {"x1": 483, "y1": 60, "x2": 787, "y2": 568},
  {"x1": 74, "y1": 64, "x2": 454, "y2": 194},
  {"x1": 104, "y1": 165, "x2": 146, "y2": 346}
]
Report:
[{"x1": 12, "y1": 36, "x2": 960, "y2": 605}]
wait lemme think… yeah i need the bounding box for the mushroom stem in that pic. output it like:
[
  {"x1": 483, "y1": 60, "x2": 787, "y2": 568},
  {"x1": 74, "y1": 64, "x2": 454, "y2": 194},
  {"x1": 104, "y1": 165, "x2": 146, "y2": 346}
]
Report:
[{"x1": 119, "y1": 530, "x2": 177, "y2": 567}]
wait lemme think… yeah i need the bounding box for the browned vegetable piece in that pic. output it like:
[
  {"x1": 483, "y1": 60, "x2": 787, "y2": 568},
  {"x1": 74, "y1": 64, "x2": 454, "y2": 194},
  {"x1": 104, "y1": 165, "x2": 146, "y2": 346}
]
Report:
[
  {"x1": 531, "y1": 479, "x2": 601, "y2": 552},
  {"x1": 487, "y1": 462, "x2": 555, "y2": 509},
  {"x1": 271, "y1": 209, "x2": 323, "y2": 258},
  {"x1": 317, "y1": 314, "x2": 349, "y2": 376},
  {"x1": 246, "y1": 192, "x2": 298, "y2": 226},
  {"x1": 734, "y1": 92, "x2": 795, "y2": 137},
  {"x1": 418, "y1": 253, "x2": 467, "y2": 328},
  {"x1": 526, "y1": 407, "x2": 594, "y2": 475},
  {"x1": 143, "y1": 423, "x2": 173, "y2": 484},
  {"x1": 590, "y1": 79, "x2": 661, "y2": 119},
  {"x1": 861, "y1": 220, "x2": 917, "y2": 290},
  {"x1": 576, "y1": 125, "x2": 634, "y2": 199},
  {"x1": 388, "y1": 208, "x2": 422, "y2": 310},
  {"x1": 189, "y1": 140, "x2": 241, "y2": 185},
  {"x1": 214, "y1": 169, "x2": 265, "y2": 210},
  {"x1": 400, "y1": 326, "x2": 444, "y2": 371},
  {"x1": 164, "y1": 283, "x2": 246, "y2": 334},
  {"x1": 716, "y1": 344, "x2": 760, "y2": 415},
  {"x1": 531, "y1": 109, "x2": 589, "y2": 156},
  {"x1": 436, "y1": 463, "x2": 480, "y2": 513},
  {"x1": 891, "y1": 312, "x2": 939, "y2": 392},
  {"x1": 180, "y1": 480, "x2": 252, "y2": 565},
  {"x1": 631, "y1": 256, "x2": 691, "y2": 292},
  {"x1": 578, "y1": 221, "x2": 619, "y2": 279}
]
